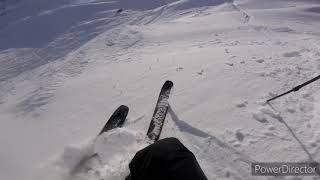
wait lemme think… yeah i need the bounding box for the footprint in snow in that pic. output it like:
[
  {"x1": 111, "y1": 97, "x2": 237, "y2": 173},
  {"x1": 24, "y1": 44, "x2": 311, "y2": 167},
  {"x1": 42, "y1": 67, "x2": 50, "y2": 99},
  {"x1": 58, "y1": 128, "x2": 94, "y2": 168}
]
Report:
[
  {"x1": 250, "y1": 41, "x2": 264, "y2": 45},
  {"x1": 260, "y1": 125, "x2": 278, "y2": 138},
  {"x1": 255, "y1": 59, "x2": 264, "y2": 63},
  {"x1": 235, "y1": 130, "x2": 245, "y2": 142},
  {"x1": 235, "y1": 101, "x2": 248, "y2": 108},
  {"x1": 197, "y1": 69, "x2": 204, "y2": 75},
  {"x1": 209, "y1": 39, "x2": 221, "y2": 44},
  {"x1": 274, "y1": 41, "x2": 288, "y2": 46},
  {"x1": 263, "y1": 131, "x2": 276, "y2": 137},
  {"x1": 309, "y1": 141, "x2": 317, "y2": 148},
  {"x1": 302, "y1": 93, "x2": 315, "y2": 102},
  {"x1": 267, "y1": 125, "x2": 276, "y2": 131},
  {"x1": 286, "y1": 107, "x2": 296, "y2": 113},
  {"x1": 283, "y1": 51, "x2": 301, "y2": 58},
  {"x1": 272, "y1": 27, "x2": 293, "y2": 33},
  {"x1": 226, "y1": 129, "x2": 248, "y2": 148},
  {"x1": 176, "y1": 67, "x2": 183, "y2": 72},
  {"x1": 106, "y1": 41, "x2": 115, "y2": 46},
  {"x1": 229, "y1": 41, "x2": 240, "y2": 46}
]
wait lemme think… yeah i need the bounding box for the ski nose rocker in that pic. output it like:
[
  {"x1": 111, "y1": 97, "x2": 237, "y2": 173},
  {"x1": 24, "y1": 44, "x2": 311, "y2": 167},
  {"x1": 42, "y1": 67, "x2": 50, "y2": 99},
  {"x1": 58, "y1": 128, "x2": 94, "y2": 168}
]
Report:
[
  {"x1": 146, "y1": 80, "x2": 174, "y2": 142},
  {"x1": 98, "y1": 105, "x2": 129, "y2": 136}
]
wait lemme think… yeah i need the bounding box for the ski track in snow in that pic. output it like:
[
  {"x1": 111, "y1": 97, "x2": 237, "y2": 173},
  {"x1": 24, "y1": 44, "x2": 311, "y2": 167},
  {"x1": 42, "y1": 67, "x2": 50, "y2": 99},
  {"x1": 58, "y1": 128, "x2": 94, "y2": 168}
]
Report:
[{"x1": 1, "y1": 0, "x2": 320, "y2": 180}]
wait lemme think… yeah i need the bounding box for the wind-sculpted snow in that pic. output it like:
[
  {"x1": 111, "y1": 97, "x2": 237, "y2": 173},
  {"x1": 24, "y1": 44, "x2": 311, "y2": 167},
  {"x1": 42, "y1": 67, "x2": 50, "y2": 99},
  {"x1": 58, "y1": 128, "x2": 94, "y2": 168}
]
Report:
[
  {"x1": 168, "y1": 0, "x2": 227, "y2": 10},
  {"x1": 0, "y1": 0, "x2": 231, "y2": 83},
  {"x1": 0, "y1": 0, "x2": 234, "y2": 115}
]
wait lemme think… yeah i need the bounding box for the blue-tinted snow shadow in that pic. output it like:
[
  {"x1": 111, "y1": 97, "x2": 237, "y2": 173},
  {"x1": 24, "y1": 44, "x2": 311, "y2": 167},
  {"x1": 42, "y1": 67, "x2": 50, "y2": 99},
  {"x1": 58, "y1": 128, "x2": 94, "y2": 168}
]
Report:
[
  {"x1": 0, "y1": 0, "x2": 230, "y2": 50},
  {"x1": 0, "y1": 2, "x2": 121, "y2": 82},
  {"x1": 0, "y1": 0, "x2": 230, "y2": 114}
]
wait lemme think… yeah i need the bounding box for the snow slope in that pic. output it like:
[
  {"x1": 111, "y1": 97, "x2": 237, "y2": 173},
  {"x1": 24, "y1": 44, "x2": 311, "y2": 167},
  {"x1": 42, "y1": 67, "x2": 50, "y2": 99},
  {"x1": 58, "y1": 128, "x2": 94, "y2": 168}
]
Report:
[{"x1": 1, "y1": 0, "x2": 320, "y2": 179}]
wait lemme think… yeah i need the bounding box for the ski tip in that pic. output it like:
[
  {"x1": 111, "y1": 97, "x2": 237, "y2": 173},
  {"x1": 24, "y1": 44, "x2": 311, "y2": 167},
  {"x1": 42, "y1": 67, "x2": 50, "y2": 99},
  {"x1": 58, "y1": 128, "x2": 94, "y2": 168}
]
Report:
[
  {"x1": 113, "y1": 105, "x2": 129, "y2": 120},
  {"x1": 164, "y1": 80, "x2": 174, "y2": 88},
  {"x1": 118, "y1": 105, "x2": 129, "y2": 111}
]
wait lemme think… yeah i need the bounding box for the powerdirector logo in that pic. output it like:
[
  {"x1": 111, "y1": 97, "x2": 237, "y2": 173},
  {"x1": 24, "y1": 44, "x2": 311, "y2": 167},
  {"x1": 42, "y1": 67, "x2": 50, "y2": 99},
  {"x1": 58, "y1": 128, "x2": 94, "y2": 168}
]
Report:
[{"x1": 252, "y1": 162, "x2": 320, "y2": 176}]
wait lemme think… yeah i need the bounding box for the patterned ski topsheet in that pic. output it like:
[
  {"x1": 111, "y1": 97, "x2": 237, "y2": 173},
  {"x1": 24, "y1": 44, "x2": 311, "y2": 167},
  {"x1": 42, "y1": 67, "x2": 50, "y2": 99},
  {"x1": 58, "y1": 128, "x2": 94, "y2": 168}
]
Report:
[
  {"x1": 146, "y1": 80, "x2": 174, "y2": 142},
  {"x1": 98, "y1": 105, "x2": 129, "y2": 135}
]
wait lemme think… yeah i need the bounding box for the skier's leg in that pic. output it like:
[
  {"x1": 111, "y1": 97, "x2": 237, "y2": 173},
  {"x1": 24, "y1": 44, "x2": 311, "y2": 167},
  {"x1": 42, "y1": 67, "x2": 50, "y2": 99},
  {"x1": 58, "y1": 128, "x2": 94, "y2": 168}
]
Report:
[{"x1": 128, "y1": 137, "x2": 207, "y2": 180}]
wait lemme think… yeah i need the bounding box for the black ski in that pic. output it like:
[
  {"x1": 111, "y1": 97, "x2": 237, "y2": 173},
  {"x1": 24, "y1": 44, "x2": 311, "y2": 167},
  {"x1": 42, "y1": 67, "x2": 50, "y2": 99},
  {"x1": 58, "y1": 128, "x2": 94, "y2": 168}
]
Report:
[
  {"x1": 98, "y1": 105, "x2": 129, "y2": 136},
  {"x1": 146, "y1": 80, "x2": 174, "y2": 142}
]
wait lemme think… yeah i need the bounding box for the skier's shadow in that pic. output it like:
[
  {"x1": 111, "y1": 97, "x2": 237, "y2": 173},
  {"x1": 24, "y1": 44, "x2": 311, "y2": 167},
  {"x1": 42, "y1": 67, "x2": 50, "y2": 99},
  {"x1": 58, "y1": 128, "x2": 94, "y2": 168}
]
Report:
[
  {"x1": 168, "y1": 105, "x2": 209, "y2": 138},
  {"x1": 168, "y1": 105, "x2": 253, "y2": 161},
  {"x1": 169, "y1": 103, "x2": 314, "y2": 162}
]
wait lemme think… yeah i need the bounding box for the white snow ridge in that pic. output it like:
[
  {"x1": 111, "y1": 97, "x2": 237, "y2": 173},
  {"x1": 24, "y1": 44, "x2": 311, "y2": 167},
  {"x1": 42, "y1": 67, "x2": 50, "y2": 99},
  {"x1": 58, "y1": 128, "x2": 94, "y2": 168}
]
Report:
[{"x1": 1, "y1": 0, "x2": 320, "y2": 180}]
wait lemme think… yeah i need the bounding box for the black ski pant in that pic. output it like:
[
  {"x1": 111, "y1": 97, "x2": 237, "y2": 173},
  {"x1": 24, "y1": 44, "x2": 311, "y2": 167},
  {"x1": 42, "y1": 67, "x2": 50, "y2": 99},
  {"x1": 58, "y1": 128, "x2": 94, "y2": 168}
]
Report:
[{"x1": 127, "y1": 137, "x2": 208, "y2": 180}]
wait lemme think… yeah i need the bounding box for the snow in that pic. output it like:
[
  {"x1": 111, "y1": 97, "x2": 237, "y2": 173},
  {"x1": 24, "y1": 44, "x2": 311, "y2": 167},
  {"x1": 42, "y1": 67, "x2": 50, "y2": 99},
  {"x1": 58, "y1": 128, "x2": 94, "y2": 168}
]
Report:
[
  {"x1": 1, "y1": 0, "x2": 320, "y2": 180},
  {"x1": 53, "y1": 129, "x2": 146, "y2": 180}
]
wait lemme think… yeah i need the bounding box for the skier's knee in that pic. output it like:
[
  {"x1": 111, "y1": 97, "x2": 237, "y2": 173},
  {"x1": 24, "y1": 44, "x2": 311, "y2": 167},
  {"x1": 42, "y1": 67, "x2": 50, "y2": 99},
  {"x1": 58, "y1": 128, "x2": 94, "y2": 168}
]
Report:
[
  {"x1": 161, "y1": 137, "x2": 181, "y2": 144},
  {"x1": 150, "y1": 137, "x2": 188, "y2": 154}
]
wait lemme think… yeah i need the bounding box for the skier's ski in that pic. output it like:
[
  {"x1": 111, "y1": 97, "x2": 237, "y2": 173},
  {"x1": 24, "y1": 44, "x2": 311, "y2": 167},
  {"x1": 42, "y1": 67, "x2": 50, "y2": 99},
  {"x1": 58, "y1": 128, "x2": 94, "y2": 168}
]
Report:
[
  {"x1": 98, "y1": 105, "x2": 129, "y2": 136},
  {"x1": 146, "y1": 80, "x2": 174, "y2": 142}
]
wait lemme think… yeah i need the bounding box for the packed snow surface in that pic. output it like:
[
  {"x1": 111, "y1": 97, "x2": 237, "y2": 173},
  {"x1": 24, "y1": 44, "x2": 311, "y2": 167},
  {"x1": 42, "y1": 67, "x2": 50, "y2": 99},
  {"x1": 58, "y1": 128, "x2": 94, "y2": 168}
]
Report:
[{"x1": 1, "y1": 0, "x2": 320, "y2": 179}]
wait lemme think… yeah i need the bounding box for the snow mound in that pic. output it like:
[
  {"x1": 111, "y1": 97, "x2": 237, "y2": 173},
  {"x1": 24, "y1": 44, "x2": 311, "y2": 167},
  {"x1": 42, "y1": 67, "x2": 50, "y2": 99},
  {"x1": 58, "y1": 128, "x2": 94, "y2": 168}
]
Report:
[
  {"x1": 94, "y1": 128, "x2": 147, "y2": 164},
  {"x1": 54, "y1": 128, "x2": 147, "y2": 180},
  {"x1": 56, "y1": 140, "x2": 95, "y2": 173}
]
